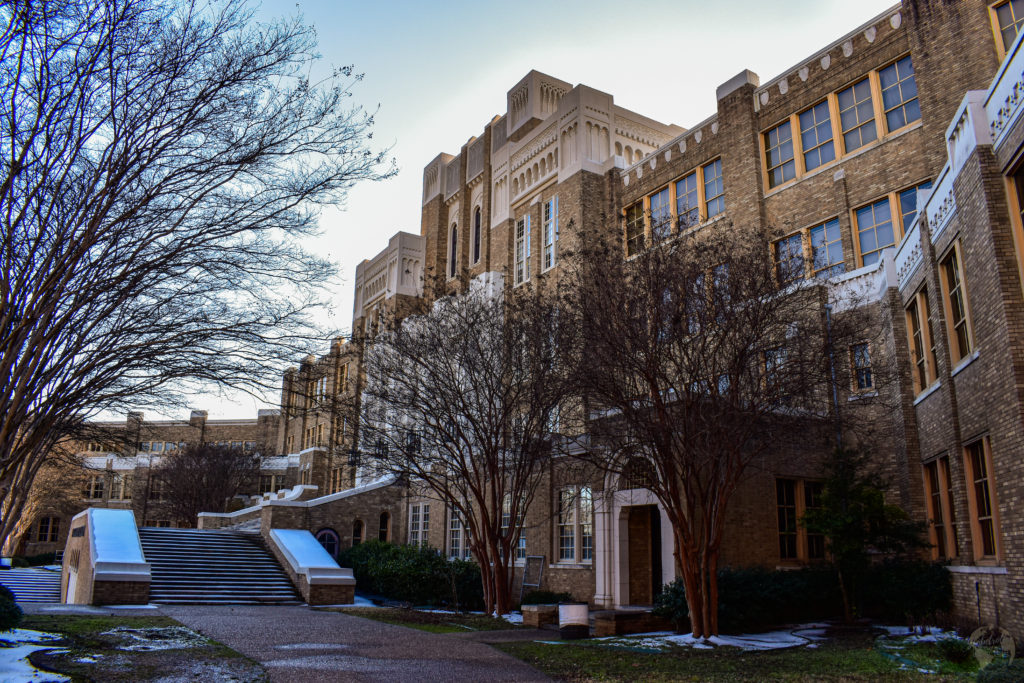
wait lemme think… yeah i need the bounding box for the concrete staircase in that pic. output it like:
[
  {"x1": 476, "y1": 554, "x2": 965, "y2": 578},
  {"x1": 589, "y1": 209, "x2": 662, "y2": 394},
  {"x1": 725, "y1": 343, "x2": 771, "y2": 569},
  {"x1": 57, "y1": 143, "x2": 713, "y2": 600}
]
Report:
[
  {"x1": 0, "y1": 568, "x2": 62, "y2": 603},
  {"x1": 138, "y1": 527, "x2": 302, "y2": 605}
]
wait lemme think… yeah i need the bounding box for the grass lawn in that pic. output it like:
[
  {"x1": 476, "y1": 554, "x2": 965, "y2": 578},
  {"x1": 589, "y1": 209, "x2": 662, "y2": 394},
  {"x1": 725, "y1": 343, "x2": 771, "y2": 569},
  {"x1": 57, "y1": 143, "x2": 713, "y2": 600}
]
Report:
[
  {"x1": 321, "y1": 606, "x2": 522, "y2": 634},
  {"x1": 20, "y1": 614, "x2": 266, "y2": 682},
  {"x1": 493, "y1": 630, "x2": 982, "y2": 682}
]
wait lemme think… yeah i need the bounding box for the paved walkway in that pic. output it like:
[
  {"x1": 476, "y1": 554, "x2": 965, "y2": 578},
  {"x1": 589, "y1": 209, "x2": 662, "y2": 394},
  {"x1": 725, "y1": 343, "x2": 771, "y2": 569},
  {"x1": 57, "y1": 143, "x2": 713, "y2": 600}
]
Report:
[{"x1": 163, "y1": 605, "x2": 551, "y2": 682}]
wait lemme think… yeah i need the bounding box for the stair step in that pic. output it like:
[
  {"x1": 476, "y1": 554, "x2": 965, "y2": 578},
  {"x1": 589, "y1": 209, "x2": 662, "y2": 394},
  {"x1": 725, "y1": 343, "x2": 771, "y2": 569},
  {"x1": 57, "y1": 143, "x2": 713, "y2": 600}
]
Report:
[{"x1": 137, "y1": 528, "x2": 301, "y2": 605}]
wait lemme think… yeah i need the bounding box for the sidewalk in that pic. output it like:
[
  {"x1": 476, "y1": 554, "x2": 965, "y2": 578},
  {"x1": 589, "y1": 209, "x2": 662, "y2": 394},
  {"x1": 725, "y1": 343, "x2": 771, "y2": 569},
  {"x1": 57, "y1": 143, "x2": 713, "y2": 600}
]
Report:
[{"x1": 163, "y1": 604, "x2": 550, "y2": 682}]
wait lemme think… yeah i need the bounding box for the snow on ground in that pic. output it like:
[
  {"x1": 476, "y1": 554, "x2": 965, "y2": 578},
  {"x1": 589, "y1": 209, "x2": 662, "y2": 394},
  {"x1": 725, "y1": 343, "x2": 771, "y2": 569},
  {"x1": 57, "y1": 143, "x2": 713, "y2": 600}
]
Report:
[
  {"x1": 99, "y1": 626, "x2": 209, "y2": 651},
  {"x1": 501, "y1": 613, "x2": 523, "y2": 625},
  {"x1": 0, "y1": 628, "x2": 69, "y2": 682},
  {"x1": 594, "y1": 623, "x2": 838, "y2": 652},
  {"x1": 876, "y1": 625, "x2": 953, "y2": 643}
]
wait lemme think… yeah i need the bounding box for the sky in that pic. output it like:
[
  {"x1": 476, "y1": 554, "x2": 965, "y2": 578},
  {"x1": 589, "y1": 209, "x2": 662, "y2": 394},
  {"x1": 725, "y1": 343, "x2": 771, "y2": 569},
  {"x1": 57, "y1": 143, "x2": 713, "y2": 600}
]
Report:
[{"x1": 200, "y1": 0, "x2": 899, "y2": 419}]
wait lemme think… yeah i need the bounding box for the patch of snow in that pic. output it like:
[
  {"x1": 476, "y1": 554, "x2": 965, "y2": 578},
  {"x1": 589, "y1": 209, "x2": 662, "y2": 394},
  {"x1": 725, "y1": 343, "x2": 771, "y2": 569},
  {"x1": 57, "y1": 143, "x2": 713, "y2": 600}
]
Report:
[
  {"x1": 105, "y1": 604, "x2": 159, "y2": 610},
  {"x1": 501, "y1": 613, "x2": 523, "y2": 625},
  {"x1": 666, "y1": 631, "x2": 811, "y2": 650},
  {"x1": 75, "y1": 656, "x2": 101, "y2": 663},
  {"x1": 537, "y1": 641, "x2": 568, "y2": 645},
  {"x1": 0, "y1": 628, "x2": 69, "y2": 682},
  {"x1": 100, "y1": 626, "x2": 209, "y2": 651},
  {"x1": 352, "y1": 595, "x2": 380, "y2": 608}
]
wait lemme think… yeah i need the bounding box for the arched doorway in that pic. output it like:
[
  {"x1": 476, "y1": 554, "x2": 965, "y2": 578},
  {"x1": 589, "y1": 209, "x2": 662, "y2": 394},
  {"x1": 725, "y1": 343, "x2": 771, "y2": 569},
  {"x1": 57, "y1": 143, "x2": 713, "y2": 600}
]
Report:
[{"x1": 315, "y1": 528, "x2": 340, "y2": 558}]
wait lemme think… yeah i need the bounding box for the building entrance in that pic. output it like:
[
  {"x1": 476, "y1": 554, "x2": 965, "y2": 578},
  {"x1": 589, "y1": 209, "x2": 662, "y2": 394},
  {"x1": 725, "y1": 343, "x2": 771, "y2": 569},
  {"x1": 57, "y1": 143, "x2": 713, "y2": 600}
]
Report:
[{"x1": 626, "y1": 504, "x2": 662, "y2": 605}]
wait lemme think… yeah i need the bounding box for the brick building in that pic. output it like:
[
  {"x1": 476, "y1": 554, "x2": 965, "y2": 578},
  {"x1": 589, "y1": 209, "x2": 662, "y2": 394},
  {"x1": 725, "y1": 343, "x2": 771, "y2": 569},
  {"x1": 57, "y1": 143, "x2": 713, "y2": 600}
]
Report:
[
  {"x1": 33, "y1": 0, "x2": 1024, "y2": 637},
  {"x1": 18, "y1": 409, "x2": 282, "y2": 557},
  {"x1": 266, "y1": 0, "x2": 1024, "y2": 637}
]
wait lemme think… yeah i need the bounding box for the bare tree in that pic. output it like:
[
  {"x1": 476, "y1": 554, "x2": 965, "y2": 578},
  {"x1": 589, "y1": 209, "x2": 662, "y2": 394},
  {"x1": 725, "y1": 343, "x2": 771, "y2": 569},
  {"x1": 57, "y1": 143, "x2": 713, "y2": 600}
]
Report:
[
  {"x1": 561, "y1": 224, "x2": 889, "y2": 637},
  {"x1": 151, "y1": 443, "x2": 261, "y2": 526},
  {"x1": 0, "y1": 0, "x2": 395, "y2": 546},
  {"x1": 360, "y1": 277, "x2": 577, "y2": 615}
]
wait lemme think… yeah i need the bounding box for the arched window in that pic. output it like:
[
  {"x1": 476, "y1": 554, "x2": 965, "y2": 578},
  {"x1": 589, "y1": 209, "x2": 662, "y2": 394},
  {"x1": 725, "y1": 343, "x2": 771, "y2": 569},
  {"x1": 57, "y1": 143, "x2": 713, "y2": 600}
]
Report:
[
  {"x1": 472, "y1": 207, "x2": 482, "y2": 265},
  {"x1": 315, "y1": 528, "x2": 340, "y2": 558},
  {"x1": 449, "y1": 224, "x2": 458, "y2": 278},
  {"x1": 352, "y1": 519, "x2": 364, "y2": 546},
  {"x1": 379, "y1": 511, "x2": 390, "y2": 542}
]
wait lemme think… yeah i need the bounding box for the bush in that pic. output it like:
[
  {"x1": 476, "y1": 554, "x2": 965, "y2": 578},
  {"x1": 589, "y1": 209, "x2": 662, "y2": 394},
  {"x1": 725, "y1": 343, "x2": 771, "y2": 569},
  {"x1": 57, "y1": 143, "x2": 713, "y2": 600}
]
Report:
[
  {"x1": 977, "y1": 659, "x2": 1024, "y2": 683},
  {"x1": 521, "y1": 590, "x2": 574, "y2": 606},
  {"x1": 0, "y1": 585, "x2": 15, "y2": 603},
  {"x1": 861, "y1": 561, "x2": 951, "y2": 623},
  {"x1": 23, "y1": 552, "x2": 56, "y2": 567},
  {"x1": 338, "y1": 540, "x2": 484, "y2": 610},
  {"x1": 10, "y1": 557, "x2": 29, "y2": 568},
  {"x1": 936, "y1": 637, "x2": 973, "y2": 663},
  {"x1": 0, "y1": 598, "x2": 23, "y2": 632},
  {"x1": 655, "y1": 567, "x2": 841, "y2": 633}
]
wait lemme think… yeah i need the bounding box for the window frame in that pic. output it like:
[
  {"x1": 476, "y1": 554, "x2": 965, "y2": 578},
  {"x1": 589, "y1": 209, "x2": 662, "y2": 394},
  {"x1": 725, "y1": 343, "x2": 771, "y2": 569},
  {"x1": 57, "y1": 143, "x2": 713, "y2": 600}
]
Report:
[
  {"x1": 542, "y1": 196, "x2": 559, "y2": 271},
  {"x1": 963, "y1": 438, "x2": 1002, "y2": 563},
  {"x1": 776, "y1": 478, "x2": 826, "y2": 563},
  {"x1": 515, "y1": 214, "x2": 531, "y2": 285},
  {"x1": 36, "y1": 516, "x2": 60, "y2": 543},
  {"x1": 624, "y1": 158, "x2": 725, "y2": 256},
  {"x1": 771, "y1": 217, "x2": 846, "y2": 285},
  {"x1": 906, "y1": 288, "x2": 939, "y2": 395},
  {"x1": 760, "y1": 55, "x2": 921, "y2": 193},
  {"x1": 923, "y1": 456, "x2": 958, "y2": 560},
  {"x1": 991, "y1": 0, "x2": 1024, "y2": 59},
  {"x1": 556, "y1": 485, "x2": 593, "y2": 564},
  {"x1": 447, "y1": 508, "x2": 472, "y2": 561},
  {"x1": 448, "y1": 222, "x2": 459, "y2": 279},
  {"x1": 850, "y1": 341, "x2": 874, "y2": 392},
  {"x1": 471, "y1": 206, "x2": 482, "y2": 266},
  {"x1": 409, "y1": 502, "x2": 430, "y2": 547},
  {"x1": 939, "y1": 240, "x2": 974, "y2": 365},
  {"x1": 851, "y1": 181, "x2": 931, "y2": 267}
]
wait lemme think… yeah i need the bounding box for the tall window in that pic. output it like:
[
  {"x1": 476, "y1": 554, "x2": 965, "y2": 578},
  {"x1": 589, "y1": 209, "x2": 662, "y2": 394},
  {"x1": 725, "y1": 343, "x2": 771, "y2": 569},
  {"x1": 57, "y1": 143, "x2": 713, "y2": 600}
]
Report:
[
  {"x1": 850, "y1": 343, "x2": 873, "y2": 391},
  {"x1": 542, "y1": 196, "x2": 559, "y2": 270},
  {"x1": 625, "y1": 203, "x2": 644, "y2": 256},
  {"x1": 964, "y1": 439, "x2": 1000, "y2": 560},
  {"x1": 777, "y1": 479, "x2": 798, "y2": 559},
  {"x1": 409, "y1": 503, "x2": 429, "y2": 546},
  {"x1": 774, "y1": 233, "x2": 804, "y2": 285},
  {"x1": 879, "y1": 56, "x2": 921, "y2": 132},
  {"x1": 149, "y1": 477, "x2": 166, "y2": 501},
  {"x1": 924, "y1": 457, "x2": 958, "y2": 560},
  {"x1": 501, "y1": 494, "x2": 527, "y2": 561},
  {"x1": 777, "y1": 479, "x2": 824, "y2": 561},
  {"x1": 557, "y1": 486, "x2": 593, "y2": 563},
  {"x1": 472, "y1": 207, "x2": 482, "y2": 265},
  {"x1": 36, "y1": 517, "x2": 60, "y2": 543},
  {"x1": 764, "y1": 120, "x2": 795, "y2": 188},
  {"x1": 940, "y1": 242, "x2": 973, "y2": 364},
  {"x1": 837, "y1": 78, "x2": 877, "y2": 152},
  {"x1": 675, "y1": 172, "x2": 699, "y2": 228},
  {"x1": 810, "y1": 218, "x2": 844, "y2": 277},
  {"x1": 515, "y1": 215, "x2": 531, "y2": 284},
  {"x1": 994, "y1": 0, "x2": 1024, "y2": 56},
  {"x1": 111, "y1": 473, "x2": 132, "y2": 500},
  {"x1": 379, "y1": 512, "x2": 390, "y2": 542},
  {"x1": 448, "y1": 224, "x2": 458, "y2": 278},
  {"x1": 799, "y1": 100, "x2": 835, "y2": 171},
  {"x1": 448, "y1": 510, "x2": 471, "y2": 560},
  {"x1": 649, "y1": 187, "x2": 671, "y2": 242},
  {"x1": 702, "y1": 159, "x2": 725, "y2": 218},
  {"x1": 338, "y1": 363, "x2": 349, "y2": 393},
  {"x1": 906, "y1": 289, "x2": 938, "y2": 394},
  {"x1": 85, "y1": 475, "x2": 104, "y2": 499},
  {"x1": 898, "y1": 182, "x2": 931, "y2": 230},
  {"x1": 855, "y1": 199, "x2": 895, "y2": 266}
]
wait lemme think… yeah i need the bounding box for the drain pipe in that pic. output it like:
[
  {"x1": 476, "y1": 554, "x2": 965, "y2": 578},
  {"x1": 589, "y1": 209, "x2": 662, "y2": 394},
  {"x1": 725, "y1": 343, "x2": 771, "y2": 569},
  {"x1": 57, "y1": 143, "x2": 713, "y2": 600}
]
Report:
[{"x1": 824, "y1": 304, "x2": 842, "y2": 449}]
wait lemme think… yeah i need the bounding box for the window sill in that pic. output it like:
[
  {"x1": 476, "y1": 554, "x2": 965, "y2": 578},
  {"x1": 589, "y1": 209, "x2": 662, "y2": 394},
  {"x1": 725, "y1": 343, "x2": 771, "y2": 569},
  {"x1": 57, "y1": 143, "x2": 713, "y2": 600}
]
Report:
[
  {"x1": 847, "y1": 390, "x2": 878, "y2": 401},
  {"x1": 549, "y1": 562, "x2": 593, "y2": 570},
  {"x1": 913, "y1": 380, "x2": 942, "y2": 406},
  {"x1": 951, "y1": 349, "x2": 980, "y2": 377}
]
